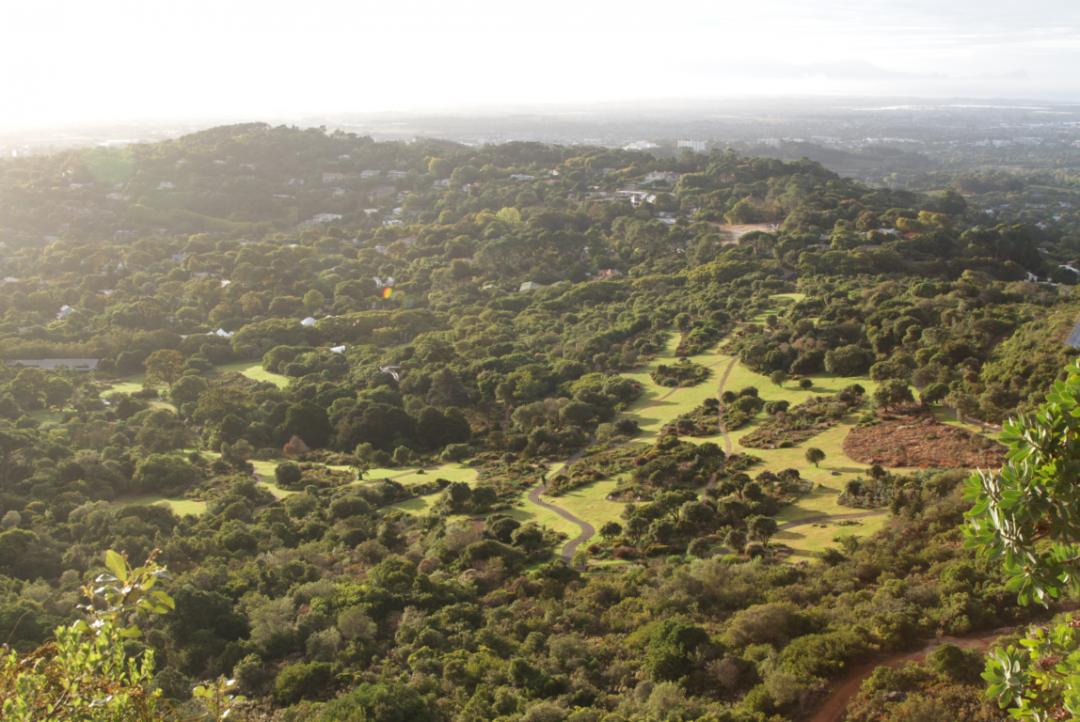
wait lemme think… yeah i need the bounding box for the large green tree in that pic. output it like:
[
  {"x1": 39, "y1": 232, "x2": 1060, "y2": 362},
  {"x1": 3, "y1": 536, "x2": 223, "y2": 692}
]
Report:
[{"x1": 966, "y1": 360, "x2": 1080, "y2": 720}]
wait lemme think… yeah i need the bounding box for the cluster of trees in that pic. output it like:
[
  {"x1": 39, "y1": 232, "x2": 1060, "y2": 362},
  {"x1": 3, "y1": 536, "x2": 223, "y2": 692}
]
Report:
[
  {"x1": 733, "y1": 274, "x2": 1079, "y2": 423},
  {"x1": 1, "y1": 125, "x2": 1078, "y2": 719}
]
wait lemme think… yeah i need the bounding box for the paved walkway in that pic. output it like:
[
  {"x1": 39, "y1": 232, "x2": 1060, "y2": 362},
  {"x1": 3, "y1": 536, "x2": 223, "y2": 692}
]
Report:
[{"x1": 527, "y1": 479, "x2": 596, "y2": 564}]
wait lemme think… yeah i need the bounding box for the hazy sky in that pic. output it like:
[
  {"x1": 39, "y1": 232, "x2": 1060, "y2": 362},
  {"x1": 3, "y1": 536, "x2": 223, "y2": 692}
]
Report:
[{"x1": 2, "y1": 0, "x2": 1079, "y2": 130}]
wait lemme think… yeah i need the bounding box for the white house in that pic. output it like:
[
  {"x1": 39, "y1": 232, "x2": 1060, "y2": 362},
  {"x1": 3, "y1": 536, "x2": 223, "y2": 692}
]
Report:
[
  {"x1": 643, "y1": 171, "x2": 679, "y2": 185},
  {"x1": 56, "y1": 304, "x2": 75, "y2": 320},
  {"x1": 519, "y1": 281, "x2": 544, "y2": 293},
  {"x1": 301, "y1": 316, "x2": 317, "y2": 327},
  {"x1": 676, "y1": 140, "x2": 707, "y2": 153}
]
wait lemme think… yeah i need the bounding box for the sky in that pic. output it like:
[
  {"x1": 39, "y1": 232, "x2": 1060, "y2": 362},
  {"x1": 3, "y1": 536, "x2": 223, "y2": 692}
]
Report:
[{"x1": 2, "y1": 0, "x2": 1079, "y2": 131}]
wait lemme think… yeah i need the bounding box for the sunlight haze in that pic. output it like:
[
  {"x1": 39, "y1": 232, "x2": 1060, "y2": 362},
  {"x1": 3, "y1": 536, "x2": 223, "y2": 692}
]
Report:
[{"x1": 3, "y1": 0, "x2": 1079, "y2": 131}]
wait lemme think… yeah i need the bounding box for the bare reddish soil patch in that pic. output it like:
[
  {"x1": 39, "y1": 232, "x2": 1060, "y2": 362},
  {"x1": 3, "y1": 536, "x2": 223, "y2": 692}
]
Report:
[{"x1": 843, "y1": 412, "x2": 1004, "y2": 468}]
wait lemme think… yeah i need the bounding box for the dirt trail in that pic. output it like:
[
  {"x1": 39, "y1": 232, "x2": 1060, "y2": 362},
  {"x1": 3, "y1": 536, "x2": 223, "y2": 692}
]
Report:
[
  {"x1": 715, "y1": 356, "x2": 738, "y2": 454},
  {"x1": 805, "y1": 627, "x2": 1016, "y2": 722}
]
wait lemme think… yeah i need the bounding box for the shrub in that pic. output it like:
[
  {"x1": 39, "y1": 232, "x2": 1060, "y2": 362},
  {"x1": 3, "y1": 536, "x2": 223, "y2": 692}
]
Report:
[
  {"x1": 275, "y1": 461, "x2": 303, "y2": 488},
  {"x1": 273, "y1": 661, "x2": 332, "y2": 705}
]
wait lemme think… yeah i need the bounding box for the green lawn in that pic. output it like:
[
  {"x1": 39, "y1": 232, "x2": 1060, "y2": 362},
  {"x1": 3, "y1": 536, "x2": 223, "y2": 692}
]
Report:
[
  {"x1": 374, "y1": 462, "x2": 485, "y2": 516},
  {"x1": 388, "y1": 491, "x2": 442, "y2": 515},
  {"x1": 111, "y1": 494, "x2": 208, "y2": 516},
  {"x1": 101, "y1": 375, "x2": 148, "y2": 396},
  {"x1": 361, "y1": 462, "x2": 480, "y2": 487},
  {"x1": 28, "y1": 408, "x2": 63, "y2": 426},
  {"x1": 774, "y1": 512, "x2": 889, "y2": 560},
  {"x1": 249, "y1": 459, "x2": 299, "y2": 498},
  {"x1": 622, "y1": 335, "x2": 731, "y2": 442},
  {"x1": 215, "y1": 361, "x2": 290, "y2": 388},
  {"x1": 506, "y1": 499, "x2": 582, "y2": 539},
  {"x1": 551, "y1": 478, "x2": 626, "y2": 530}
]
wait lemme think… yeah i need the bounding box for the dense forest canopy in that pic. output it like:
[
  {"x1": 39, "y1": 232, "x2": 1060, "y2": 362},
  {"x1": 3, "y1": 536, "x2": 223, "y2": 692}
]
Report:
[{"x1": 1, "y1": 124, "x2": 1078, "y2": 721}]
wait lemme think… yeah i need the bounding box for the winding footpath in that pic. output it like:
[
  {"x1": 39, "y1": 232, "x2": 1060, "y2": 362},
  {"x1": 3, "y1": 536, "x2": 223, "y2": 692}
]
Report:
[
  {"x1": 806, "y1": 627, "x2": 1018, "y2": 722},
  {"x1": 529, "y1": 337, "x2": 742, "y2": 564},
  {"x1": 528, "y1": 477, "x2": 596, "y2": 564}
]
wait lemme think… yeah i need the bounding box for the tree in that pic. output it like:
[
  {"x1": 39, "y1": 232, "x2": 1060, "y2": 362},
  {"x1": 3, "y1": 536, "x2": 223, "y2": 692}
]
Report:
[
  {"x1": 724, "y1": 527, "x2": 747, "y2": 552},
  {"x1": 824, "y1": 345, "x2": 873, "y2": 376},
  {"x1": 599, "y1": 521, "x2": 622, "y2": 540},
  {"x1": 805, "y1": 447, "x2": 825, "y2": 467},
  {"x1": 645, "y1": 619, "x2": 711, "y2": 682},
  {"x1": 748, "y1": 515, "x2": 778, "y2": 545},
  {"x1": 282, "y1": 400, "x2": 332, "y2": 448},
  {"x1": 0, "y1": 551, "x2": 224, "y2": 722},
  {"x1": 873, "y1": 379, "x2": 914, "y2": 409},
  {"x1": 921, "y1": 382, "x2": 949, "y2": 407},
  {"x1": 273, "y1": 661, "x2": 332, "y2": 705},
  {"x1": 132, "y1": 453, "x2": 200, "y2": 494},
  {"x1": 275, "y1": 461, "x2": 303, "y2": 488},
  {"x1": 144, "y1": 349, "x2": 184, "y2": 389},
  {"x1": 769, "y1": 370, "x2": 788, "y2": 387},
  {"x1": 966, "y1": 360, "x2": 1080, "y2": 721},
  {"x1": 302, "y1": 289, "x2": 325, "y2": 313}
]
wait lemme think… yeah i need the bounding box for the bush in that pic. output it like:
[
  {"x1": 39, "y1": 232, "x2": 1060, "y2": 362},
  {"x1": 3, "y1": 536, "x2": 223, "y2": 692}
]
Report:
[
  {"x1": 132, "y1": 454, "x2": 200, "y2": 495},
  {"x1": 275, "y1": 461, "x2": 303, "y2": 488},
  {"x1": 273, "y1": 661, "x2": 333, "y2": 704}
]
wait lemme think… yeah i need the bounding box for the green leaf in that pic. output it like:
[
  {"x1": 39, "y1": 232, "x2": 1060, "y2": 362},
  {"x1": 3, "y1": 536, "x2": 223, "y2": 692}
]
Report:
[{"x1": 104, "y1": 550, "x2": 128, "y2": 584}]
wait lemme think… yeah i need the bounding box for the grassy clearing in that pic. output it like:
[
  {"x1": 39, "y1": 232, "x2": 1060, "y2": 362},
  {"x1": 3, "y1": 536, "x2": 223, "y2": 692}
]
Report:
[
  {"x1": 215, "y1": 361, "x2": 290, "y2": 388},
  {"x1": 774, "y1": 512, "x2": 889, "y2": 560},
  {"x1": 622, "y1": 335, "x2": 730, "y2": 442},
  {"x1": 112, "y1": 494, "x2": 208, "y2": 516},
  {"x1": 663, "y1": 333, "x2": 891, "y2": 558},
  {"x1": 772, "y1": 292, "x2": 807, "y2": 304},
  {"x1": 373, "y1": 463, "x2": 485, "y2": 516},
  {"x1": 551, "y1": 478, "x2": 625, "y2": 531},
  {"x1": 101, "y1": 376, "x2": 148, "y2": 396},
  {"x1": 932, "y1": 406, "x2": 1000, "y2": 439},
  {"x1": 389, "y1": 493, "x2": 441, "y2": 515},
  {"x1": 28, "y1": 409, "x2": 63, "y2": 426},
  {"x1": 249, "y1": 459, "x2": 298, "y2": 498},
  {"x1": 506, "y1": 500, "x2": 582, "y2": 539},
  {"x1": 361, "y1": 463, "x2": 480, "y2": 487}
]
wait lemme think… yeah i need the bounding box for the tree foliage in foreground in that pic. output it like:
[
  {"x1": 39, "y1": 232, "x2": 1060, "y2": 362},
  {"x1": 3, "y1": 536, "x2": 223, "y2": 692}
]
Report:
[
  {"x1": 0, "y1": 550, "x2": 241, "y2": 722},
  {"x1": 966, "y1": 360, "x2": 1080, "y2": 721}
]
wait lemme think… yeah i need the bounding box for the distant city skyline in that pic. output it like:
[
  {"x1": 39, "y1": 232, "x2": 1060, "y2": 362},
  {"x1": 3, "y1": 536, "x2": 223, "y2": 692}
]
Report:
[{"x1": 2, "y1": 0, "x2": 1079, "y2": 132}]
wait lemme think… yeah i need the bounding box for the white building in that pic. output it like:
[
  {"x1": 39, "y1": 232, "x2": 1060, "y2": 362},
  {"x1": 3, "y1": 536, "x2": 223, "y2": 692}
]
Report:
[{"x1": 676, "y1": 140, "x2": 707, "y2": 153}]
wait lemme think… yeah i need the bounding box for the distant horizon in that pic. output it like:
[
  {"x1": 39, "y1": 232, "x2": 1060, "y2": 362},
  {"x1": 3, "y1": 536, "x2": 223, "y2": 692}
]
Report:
[
  {"x1": 4, "y1": 0, "x2": 1079, "y2": 133},
  {"x1": 3, "y1": 92, "x2": 1080, "y2": 141}
]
